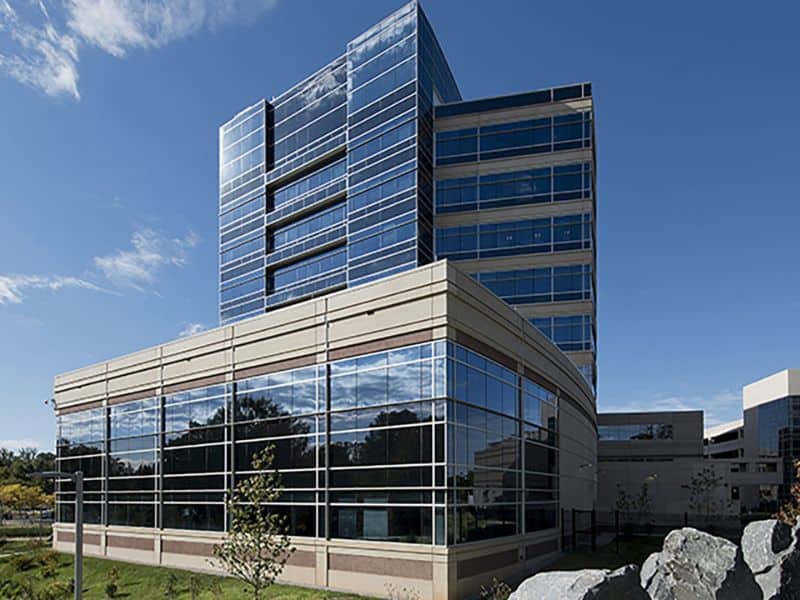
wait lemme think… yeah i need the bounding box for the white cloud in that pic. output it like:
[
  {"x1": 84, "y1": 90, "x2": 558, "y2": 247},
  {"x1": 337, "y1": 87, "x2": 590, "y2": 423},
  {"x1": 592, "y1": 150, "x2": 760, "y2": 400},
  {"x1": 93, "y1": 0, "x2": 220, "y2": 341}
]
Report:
[
  {"x1": 0, "y1": 274, "x2": 104, "y2": 304},
  {"x1": 0, "y1": 438, "x2": 44, "y2": 451},
  {"x1": 1, "y1": 227, "x2": 198, "y2": 306},
  {"x1": 0, "y1": 0, "x2": 80, "y2": 99},
  {"x1": 0, "y1": 0, "x2": 277, "y2": 99},
  {"x1": 602, "y1": 390, "x2": 742, "y2": 428},
  {"x1": 179, "y1": 322, "x2": 206, "y2": 337},
  {"x1": 94, "y1": 228, "x2": 199, "y2": 290}
]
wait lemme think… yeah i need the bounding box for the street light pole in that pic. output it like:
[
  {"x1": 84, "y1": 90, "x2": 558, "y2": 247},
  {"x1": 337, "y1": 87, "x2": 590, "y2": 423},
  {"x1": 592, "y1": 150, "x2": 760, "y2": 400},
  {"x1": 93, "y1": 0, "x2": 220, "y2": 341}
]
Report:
[
  {"x1": 74, "y1": 471, "x2": 83, "y2": 600},
  {"x1": 32, "y1": 470, "x2": 84, "y2": 600}
]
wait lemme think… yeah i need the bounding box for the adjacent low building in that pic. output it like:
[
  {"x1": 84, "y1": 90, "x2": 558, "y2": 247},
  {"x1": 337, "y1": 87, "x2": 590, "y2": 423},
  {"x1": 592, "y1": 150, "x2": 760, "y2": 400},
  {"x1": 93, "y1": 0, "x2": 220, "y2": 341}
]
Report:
[
  {"x1": 53, "y1": 262, "x2": 596, "y2": 600},
  {"x1": 597, "y1": 411, "x2": 717, "y2": 515},
  {"x1": 704, "y1": 419, "x2": 744, "y2": 459}
]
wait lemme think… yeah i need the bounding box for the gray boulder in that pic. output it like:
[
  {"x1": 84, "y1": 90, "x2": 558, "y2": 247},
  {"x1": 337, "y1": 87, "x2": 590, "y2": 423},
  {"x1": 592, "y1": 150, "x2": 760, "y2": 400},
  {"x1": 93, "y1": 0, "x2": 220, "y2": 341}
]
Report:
[
  {"x1": 509, "y1": 564, "x2": 648, "y2": 600},
  {"x1": 741, "y1": 519, "x2": 800, "y2": 599},
  {"x1": 640, "y1": 527, "x2": 761, "y2": 599}
]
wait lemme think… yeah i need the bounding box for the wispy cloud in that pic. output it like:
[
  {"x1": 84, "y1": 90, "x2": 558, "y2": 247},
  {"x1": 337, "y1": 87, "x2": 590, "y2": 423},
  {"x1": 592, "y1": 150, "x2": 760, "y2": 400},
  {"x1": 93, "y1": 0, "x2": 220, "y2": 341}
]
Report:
[
  {"x1": 1, "y1": 226, "x2": 199, "y2": 305},
  {"x1": 93, "y1": 228, "x2": 199, "y2": 291},
  {"x1": 0, "y1": 438, "x2": 44, "y2": 451},
  {"x1": 0, "y1": 274, "x2": 104, "y2": 304},
  {"x1": 602, "y1": 390, "x2": 742, "y2": 428},
  {"x1": 179, "y1": 322, "x2": 207, "y2": 337},
  {"x1": 0, "y1": 0, "x2": 277, "y2": 99},
  {"x1": 0, "y1": 0, "x2": 80, "y2": 99}
]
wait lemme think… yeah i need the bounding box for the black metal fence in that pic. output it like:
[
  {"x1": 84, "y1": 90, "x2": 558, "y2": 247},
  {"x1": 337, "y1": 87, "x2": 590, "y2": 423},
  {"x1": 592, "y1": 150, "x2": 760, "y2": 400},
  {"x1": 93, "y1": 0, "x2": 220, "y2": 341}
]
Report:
[
  {"x1": 599, "y1": 511, "x2": 749, "y2": 541},
  {"x1": 561, "y1": 509, "x2": 770, "y2": 553},
  {"x1": 561, "y1": 507, "x2": 597, "y2": 552}
]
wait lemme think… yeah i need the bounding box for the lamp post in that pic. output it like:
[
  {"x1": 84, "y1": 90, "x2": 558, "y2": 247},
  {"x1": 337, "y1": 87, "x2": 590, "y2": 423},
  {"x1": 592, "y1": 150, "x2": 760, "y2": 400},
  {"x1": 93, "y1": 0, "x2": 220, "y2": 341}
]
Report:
[{"x1": 32, "y1": 470, "x2": 83, "y2": 600}]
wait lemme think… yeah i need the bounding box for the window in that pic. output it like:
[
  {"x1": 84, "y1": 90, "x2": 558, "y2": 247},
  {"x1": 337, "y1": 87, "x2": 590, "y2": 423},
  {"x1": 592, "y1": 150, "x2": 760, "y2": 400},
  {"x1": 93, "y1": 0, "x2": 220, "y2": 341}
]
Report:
[
  {"x1": 270, "y1": 247, "x2": 347, "y2": 292},
  {"x1": 473, "y1": 265, "x2": 592, "y2": 305},
  {"x1": 530, "y1": 315, "x2": 594, "y2": 353},
  {"x1": 435, "y1": 112, "x2": 592, "y2": 166},
  {"x1": 436, "y1": 214, "x2": 592, "y2": 261},
  {"x1": 272, "y1": 160, "x2": 346, "y2": 209},
  {"x1": 598, "y1": 424, "x2": 674, "y2": 441},
  {"x1": 56, "y1": 340, "x2": 567, "y2": 545}
]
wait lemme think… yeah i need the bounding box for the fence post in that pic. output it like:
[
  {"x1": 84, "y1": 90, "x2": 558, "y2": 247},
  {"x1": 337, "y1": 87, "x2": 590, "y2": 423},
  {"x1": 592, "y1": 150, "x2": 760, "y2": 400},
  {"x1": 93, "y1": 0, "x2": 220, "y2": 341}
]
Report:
[
  {"x1": 572, "y1": 508, "x2": 577, "y2": 551},
  {"x1": 561, "y1": 507, "x2": 565, "y2": 551},
  {"x1": 591, "y1": 509, "x2": 597, "y2": 552},
  {"x1": 684, "y1": 512, "x2": 688, "y2": 527},
  {"x1": 615, "y1": 510, "x2": 620, "y2": 554}
]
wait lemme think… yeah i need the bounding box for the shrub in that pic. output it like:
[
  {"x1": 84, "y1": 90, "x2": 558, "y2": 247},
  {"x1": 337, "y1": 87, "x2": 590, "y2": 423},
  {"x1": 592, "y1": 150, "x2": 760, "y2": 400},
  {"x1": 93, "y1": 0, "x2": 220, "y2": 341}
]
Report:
[
  {"x1": 9, "y1": 551, "x2": 38, "y2": 572},
  {"x1": 480, "y1": 578, "x2": 512, "y2": 600},
  {"x1": 105, "y1": 566, "x2": 121, "y2": 598},
  {"x1": 776, "y1": 459, "x2": 800, "y2": 526}
]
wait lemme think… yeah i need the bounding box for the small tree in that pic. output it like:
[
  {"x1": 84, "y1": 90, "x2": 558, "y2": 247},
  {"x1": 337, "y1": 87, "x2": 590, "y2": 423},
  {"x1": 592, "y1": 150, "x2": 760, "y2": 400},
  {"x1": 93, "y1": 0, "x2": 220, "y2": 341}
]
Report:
[
  {"x1": 212, "y1": 445, "x2": 293, "y2": 599},
  {"x1": 636, "y1": 481, "x2": 653, "y2": 523},
  {"x1": 615, "y1": 482, "x2": 652, "y2": 522},
  {"x1": 775, "y1": 459, "x2": 800, "y2": 526},
  {"x1": 687, "y1": 465, "x2": 729, "y2": 517}
]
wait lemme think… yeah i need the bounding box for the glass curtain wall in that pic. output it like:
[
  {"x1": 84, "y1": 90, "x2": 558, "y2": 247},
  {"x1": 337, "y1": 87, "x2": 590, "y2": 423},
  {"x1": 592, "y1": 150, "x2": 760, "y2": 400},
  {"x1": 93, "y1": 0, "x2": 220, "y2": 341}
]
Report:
[
  {"x1": 756, "y1": 396, "x2": 800, "y2": 503},
  {"x1": 264, "y1": 57, "x2": 349, "y2": 310},
  {"x1": 346, "y1": 2, "x2": 421, "y2": 286},
  {"x1": 55, "y1": 407, "x2": 105, "y2": 524},
  {"x1": 56, "y1": 341, "x2": 561, "y2": 547},
  {"x1": 219, "y1": 102, "x2": 268, "y2": 324}
]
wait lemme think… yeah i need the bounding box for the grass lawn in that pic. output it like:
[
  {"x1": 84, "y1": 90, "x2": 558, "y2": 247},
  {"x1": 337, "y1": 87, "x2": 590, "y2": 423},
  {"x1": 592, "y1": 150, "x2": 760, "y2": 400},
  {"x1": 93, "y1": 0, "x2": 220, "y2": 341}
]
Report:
[
  {"x1": 0, "y1": 549, "x2": 376, "y2": 599},
  {"x1": 0, "y1": 538, "x2": 45, "y2": 554},
  {"x1": 548, "y1": 536, "x2": 664, "y2": 571}
]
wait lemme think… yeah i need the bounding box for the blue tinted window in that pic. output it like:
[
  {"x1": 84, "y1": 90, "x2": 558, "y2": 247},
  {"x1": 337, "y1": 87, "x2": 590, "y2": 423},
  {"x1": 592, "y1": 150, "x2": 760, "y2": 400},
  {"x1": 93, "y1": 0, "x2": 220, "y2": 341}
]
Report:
[
  {"x1": 434, "y1": 112, "x2": 592, "y2": 166},
  {"x1": 273, "y1": 160, "x2": 346, "y2": 208},
  {"x1": 436, "y1": 214, "x2": 592, "y2": 260},
  {"x1": 349, "y1": 221, "x2": 416, "y2": 259},
  {"x1": 272, "y1": 247, "x2": 347, "y2": 291},
  {"x1": 350, "y1": 58, "x2": 416, "y2": 113},
  {"x1": 273, "y1": 202, "x2": 346, "y2": 249},
  {"x1": 220, "y1": 237, "x2": 264, "y2": 266},
  {"x1": 349, "y1": 171, "x2": 415, "y2": 213},
  {"x1": 221, "y1": 276, "x2": 265, "y2": 304},
  {"x1": 530, "y1": 315, "x2": 594, "y2": 353},
  {"x1": 349, "y1": 120, "x2": 416, "y2": 165},
  {"x1": 221, "y1": 196, "x2": 265, "y2": 228}
]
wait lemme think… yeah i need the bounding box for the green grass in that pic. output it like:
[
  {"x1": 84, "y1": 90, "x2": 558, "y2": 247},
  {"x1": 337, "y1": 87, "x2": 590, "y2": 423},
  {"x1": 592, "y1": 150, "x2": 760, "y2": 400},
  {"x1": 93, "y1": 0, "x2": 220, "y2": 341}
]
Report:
[
  {"x1": 548, "y1": 536, "x2": 664, "y2": 571},
  {"x1": 0, "y1": 550, "x2": 376, "y2": 599}
]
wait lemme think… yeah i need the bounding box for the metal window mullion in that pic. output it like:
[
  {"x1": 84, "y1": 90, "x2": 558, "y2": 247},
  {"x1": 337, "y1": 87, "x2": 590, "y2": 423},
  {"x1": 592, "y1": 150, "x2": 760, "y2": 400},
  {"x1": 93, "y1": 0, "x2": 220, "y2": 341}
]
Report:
[
  {"x1": 324, "y1": 363, "x2": 331, "y2": 540},
  {"x1": 158, "y1": 396, "x2": 165, "y2": 530},
  {"x1": 103, "y1": 406, "x2": 110, "y2": 527}
]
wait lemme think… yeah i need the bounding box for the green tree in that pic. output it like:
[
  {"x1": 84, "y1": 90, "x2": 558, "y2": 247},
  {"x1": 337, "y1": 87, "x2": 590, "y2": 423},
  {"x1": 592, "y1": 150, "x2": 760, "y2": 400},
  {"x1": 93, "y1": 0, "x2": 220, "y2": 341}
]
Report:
[
  {"x1": 0, "y1": 448, "x2": 56, "y2": 493},
  {"x1": 212, "y1": 444, "x2": 293, "y2": 600}
]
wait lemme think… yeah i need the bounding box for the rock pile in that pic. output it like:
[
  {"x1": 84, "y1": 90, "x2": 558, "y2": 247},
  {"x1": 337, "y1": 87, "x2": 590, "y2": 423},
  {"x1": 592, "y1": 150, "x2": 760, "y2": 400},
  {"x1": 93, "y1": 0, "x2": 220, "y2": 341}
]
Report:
[{"x1": 508, "y1": 519, "x2": 800, "y2": 600}]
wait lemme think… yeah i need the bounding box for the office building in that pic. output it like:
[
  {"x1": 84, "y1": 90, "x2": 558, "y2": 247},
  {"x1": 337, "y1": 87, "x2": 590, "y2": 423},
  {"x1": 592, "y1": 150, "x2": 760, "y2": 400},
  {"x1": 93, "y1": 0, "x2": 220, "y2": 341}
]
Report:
[
  {"x1": 596, "y1": 411, "x2": 716, "y2": 515},
  {"x1": 53, "y1": 263, "x2": 596, "y2": 599},
  {"x1": 739, "y1": 369, "x2": 800, "y2": 510},
  {"x1": 704, "y1": 419, "x2": 744, "y2": 459},
  {"x1": 54, "y1": 3, "x2": 598, "y2": 598},
  {"x1": 218, "y1": 0, "x2": 596, "y2": 388}
]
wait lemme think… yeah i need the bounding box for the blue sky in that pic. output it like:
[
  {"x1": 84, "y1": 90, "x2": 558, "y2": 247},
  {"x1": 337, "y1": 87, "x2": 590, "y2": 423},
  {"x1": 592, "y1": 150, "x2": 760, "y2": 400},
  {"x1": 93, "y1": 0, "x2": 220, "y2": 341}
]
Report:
[{"x1": 1, "y1": 0, "x2": 798, "y2": 450}]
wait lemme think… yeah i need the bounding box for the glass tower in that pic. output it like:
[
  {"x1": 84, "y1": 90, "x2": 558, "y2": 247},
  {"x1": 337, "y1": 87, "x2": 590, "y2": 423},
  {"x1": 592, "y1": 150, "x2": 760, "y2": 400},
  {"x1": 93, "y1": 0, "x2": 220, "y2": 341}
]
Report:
[
  {"x1": 219, "y1": 0, "x2": 596, "y2": 387},
  {"x1": 219, "y1": 2, "x2": 460, "y2": 324}
]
